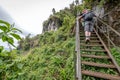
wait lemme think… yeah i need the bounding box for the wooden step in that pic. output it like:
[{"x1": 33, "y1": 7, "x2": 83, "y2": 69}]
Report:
[
  {"x1": 80, "y1": 35, "x2": 97, "y2": 37},
  {"x1": 80, "y1": 44, "x2": 103, "y2": 47},
  {"x1": 81, "y1": 49, "x2": 106, "y2": 52},
  {"x1": 81, "y1": 61, "x2": 116, "y2": 68},
  {"x1": 80, "y1": 33, "x2": 96, "y2": 35},
  {"x1": 80, "y1": 36, "x2": 98, "y2": 38},
  {"x1": 82, "y1": 70, "x2": 120, "y2": 80},
  {"x1": 80, "y1": 32, "x2": 96, "y2": 34},
  {"x1": 80, "y1": 43, "x2": 102, "y2": 45},
  {"x1": 81, "y1": 54, "x2": 110, "y2": 59},
  {"x1": 80, "y1": 37, "x2": 99, "y2": 40},
  {"x1": 80, "y1": 40, "x2": 101, "y2": 43}
]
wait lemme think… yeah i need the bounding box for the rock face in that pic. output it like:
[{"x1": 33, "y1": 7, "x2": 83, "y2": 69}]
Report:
[
  {"x1": 92, "y1": 0, "x2": 120, "y2": 45},
  {"x1": 48, "y1": 21, "x2": 58, "y2": 31},
  {"x1": 42, "y1": 21, "x2": 58, "y2": 33},
  {"x1": 42, "y1": 15, "x2": 61, "y2": 33},
  {"x1": 107, "y1": 4, "x2": 120, "y2": 45},
  {"x1": 93, "y1": 6, "x2": 104, "y2": 18}
]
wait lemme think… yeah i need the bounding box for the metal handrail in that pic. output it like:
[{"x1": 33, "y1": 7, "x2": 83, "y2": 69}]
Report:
[
  {"x1": 95, "y1": 24, "x2": 120, "y2": 53},
  {"x1": 94, "y1": 28, "x2": 120, "y2": 73},
  {"x1": 96, "y1": 17, "x2": 120, "y2": 53},
  {"x1": 97, "y1": 17, "x2": 120, "y2": 36},
  {"x1": 75, "y1": 17, "x2": 81, "y2": 80}
]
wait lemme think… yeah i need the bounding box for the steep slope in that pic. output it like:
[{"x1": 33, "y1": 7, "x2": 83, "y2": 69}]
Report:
[
  {"x1": 0, "y1": 2, "x2": 77, "y2": 79},
  {"x1": 1, "y1": 0, "x2": 120, "y2": 80}
]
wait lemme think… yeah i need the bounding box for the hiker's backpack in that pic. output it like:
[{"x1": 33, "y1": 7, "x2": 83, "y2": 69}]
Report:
[{"x1": 84, "y1": 12, "x2": 93, "y2": 21}]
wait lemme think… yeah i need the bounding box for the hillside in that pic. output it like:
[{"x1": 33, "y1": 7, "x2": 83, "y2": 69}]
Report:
[
  {"x1": 0, "y1": 1, "x2": 76, "y2": 80},
  {"x1": 0, "y1": 0, "x2": 120, "y2": 80}
]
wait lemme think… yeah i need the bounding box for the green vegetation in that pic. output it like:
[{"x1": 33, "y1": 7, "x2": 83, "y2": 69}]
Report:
[
  {"x1": 0, "y1": 0, "x2": 120, "y2": 80},
  {"x1": 0, "y1": 20, "x2": 22, "y2": 48},
  {"x1": 0, "y1": 3, "x2": 76, "y2": 79},
  {"x1": 111, "y1": 48, "x2": 120, "y2": 66},
  {"x1": 0, "y1": 20, "x2": 22, "y2": 79},
  {"x1": 0, "y1": 38, "x2": 75, "y2": 80}
]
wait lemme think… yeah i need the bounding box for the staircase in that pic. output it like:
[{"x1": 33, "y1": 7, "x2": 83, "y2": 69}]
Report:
[{"x1": 79, "y1": 26, "x2": 120, "y2": 79}]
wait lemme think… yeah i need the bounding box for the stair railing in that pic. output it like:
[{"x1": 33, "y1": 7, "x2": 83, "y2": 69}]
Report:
[
  {"x1": 95, "y1": 17, "x2": 120, "y2": 73},
  {"x1": 95, "y1": 17, "x2": 120, "y2": 54},
  {"x1": 75, "y1": 15, "x2": 82, "y2": 80}
]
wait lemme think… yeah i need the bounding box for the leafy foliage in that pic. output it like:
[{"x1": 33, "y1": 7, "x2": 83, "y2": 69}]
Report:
[
  {"x1": 0, "y1": 20, "x2": 22, "y2": 79},
  {"x1": 0, "y1": 4, "x2": 76, "y2": 79},
  {"x1": 111, "y1": 48, "x2": 120, "y2": 66},
  {"x1": 0, "y1": 1, "x2": 120, "y2": 80},
  {"x1": 0, "y1": 20, "x2": 22, "y2": 47}
]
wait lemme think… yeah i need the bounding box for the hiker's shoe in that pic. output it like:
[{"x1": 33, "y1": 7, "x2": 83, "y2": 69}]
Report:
[{"x1": 85, "y1": 39, "x2": 90, "y2": 44}]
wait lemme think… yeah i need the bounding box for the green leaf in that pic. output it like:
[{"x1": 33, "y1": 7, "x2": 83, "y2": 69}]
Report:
[
  {"x1": 12, "y1": 28, "x2": 22, "y2": 33},
  {"x1": 17, "y1": 72, "x2": 25, "y2": 75},
  {"x1": 8, "y1": 37, "x2": 14, "y2": 45},
  {"x1": 10, "y1": 33, "x2": 21, "y2": 40},
  {"x1": 0, "y1": 26, "x2": 7, "y2": 32},
  {"x1": 0, "y1": 59, "x2": 3, "y2": 65},
  {"x1": 0, "y1": 32, "x2": 3, "y2": 38},
  {"x1": 10, "y1": 43, "x2": 16, "y2": 48},
  {"x1": 0, "y1": 46, "x2": 4, "y2": 53},
  {"x1": 2, "y1": 35, "x2": 8, "y2": 42},
  {"x1": 6, "y1": 62, "x2": 14, "y2": 68},
  {"x1": 17, "y1": 63, "x2": 24, "y2": 69},
  {"x1": 7, "y1": 37, "x2": 16, "y2": 47},
  {"x1": 0, "y1": 20, "x2": 10, "y2": 28},
  {"x1": 0, "y1": 52, "x2": 8, "y2": 56}
]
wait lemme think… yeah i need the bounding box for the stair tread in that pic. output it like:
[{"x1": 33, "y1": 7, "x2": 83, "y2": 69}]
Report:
[
  {"x1": 81, "y1": 49, "x2": 106, "y2": 52},
  {"x1": 80, "y1": 40, "x2": 101, "y2": 43},
  {"x1": 82, "y1": 70, "x2": 120, "y2": 80},
  {"x1": 80, "y1": 33, "x2": 97, "y2": 35},
  {"x1": 80, "y1": 36, "x2": 97, "y2": 37},
  {"x1": 80, "y1": 36, "x2": 98, "y2": 38},
  {"x1": 80, "y1": 32, "x2": 96, "y2": 33},
  {"x1": 80, "y1": 44, "x2": 103, "y2": 47},
  {"x1": 81, "y1": 61, "x2": 116, "y2": 68},
  {"x1": 80, "y1": 38, "x2": 99, "y2": 40},
  {"x1": 81, "y1": 54, "x2": 110, "y2": 59}
]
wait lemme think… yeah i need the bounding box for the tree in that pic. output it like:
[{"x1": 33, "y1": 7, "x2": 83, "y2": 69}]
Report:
[
  {"x1": 75, "y1": 0, "x2": 79, "y2": 5},
  {"x1": 69, "y1": 1, "x2": 75, "y2": 9},
  {"x1": 52, "y1": 8, "x2": 56, "y2": 14}
]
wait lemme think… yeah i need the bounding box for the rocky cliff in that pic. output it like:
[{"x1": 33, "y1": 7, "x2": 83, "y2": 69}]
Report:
[
  {"x1": 42, "y1": 15, "x2": 62, "y2": 33},
  {"x1": 93, "y1": 0, "x2": 120, "y2": 44}
]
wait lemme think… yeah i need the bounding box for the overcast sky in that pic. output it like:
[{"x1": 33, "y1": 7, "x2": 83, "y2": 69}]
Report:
[{"x1": 0, "y1": 0, "x2": 76, "y2": 34}]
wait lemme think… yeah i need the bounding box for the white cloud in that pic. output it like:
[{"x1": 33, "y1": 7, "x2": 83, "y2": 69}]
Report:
[{"x1": 0, "y1": 0, "x2": 75, "y2": 34}]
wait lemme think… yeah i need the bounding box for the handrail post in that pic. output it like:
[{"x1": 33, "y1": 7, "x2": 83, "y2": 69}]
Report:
[
  {"x1": 75, "y1": 2, "x2": 82, "y2": 79},
  {"x1": 95, "y1": 18, "x2": 99, "y2": 33},
  {"x1": 107, "y1": 26, "x2": 110, "y2": 49},
  {"x1": 75, "y1": 15, "x2": 82, "y2": 80},
  {"x1": 97, "y1": 17, "x2": 120, "y2": 37},
  {"x1": 96, "y1": 17, "x2": 120, "y2": 73}
]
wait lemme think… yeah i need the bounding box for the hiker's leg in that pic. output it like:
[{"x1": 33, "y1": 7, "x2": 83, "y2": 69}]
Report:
[
  {"x1": 85, "y1": 31, "x2": 89, "y2": 40},
  {"x1": 84, "y1": 22, "x2": 90, "y2": 40},
  {"x1": 89, "y1": 22, "x2": 94, "y2": 40},
  {"x1": 85, "y1": 31, "x2": 90, "y2": 44},
  {"x1": 88, "y1": 32, "x2": 91, "y2": 39}
]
